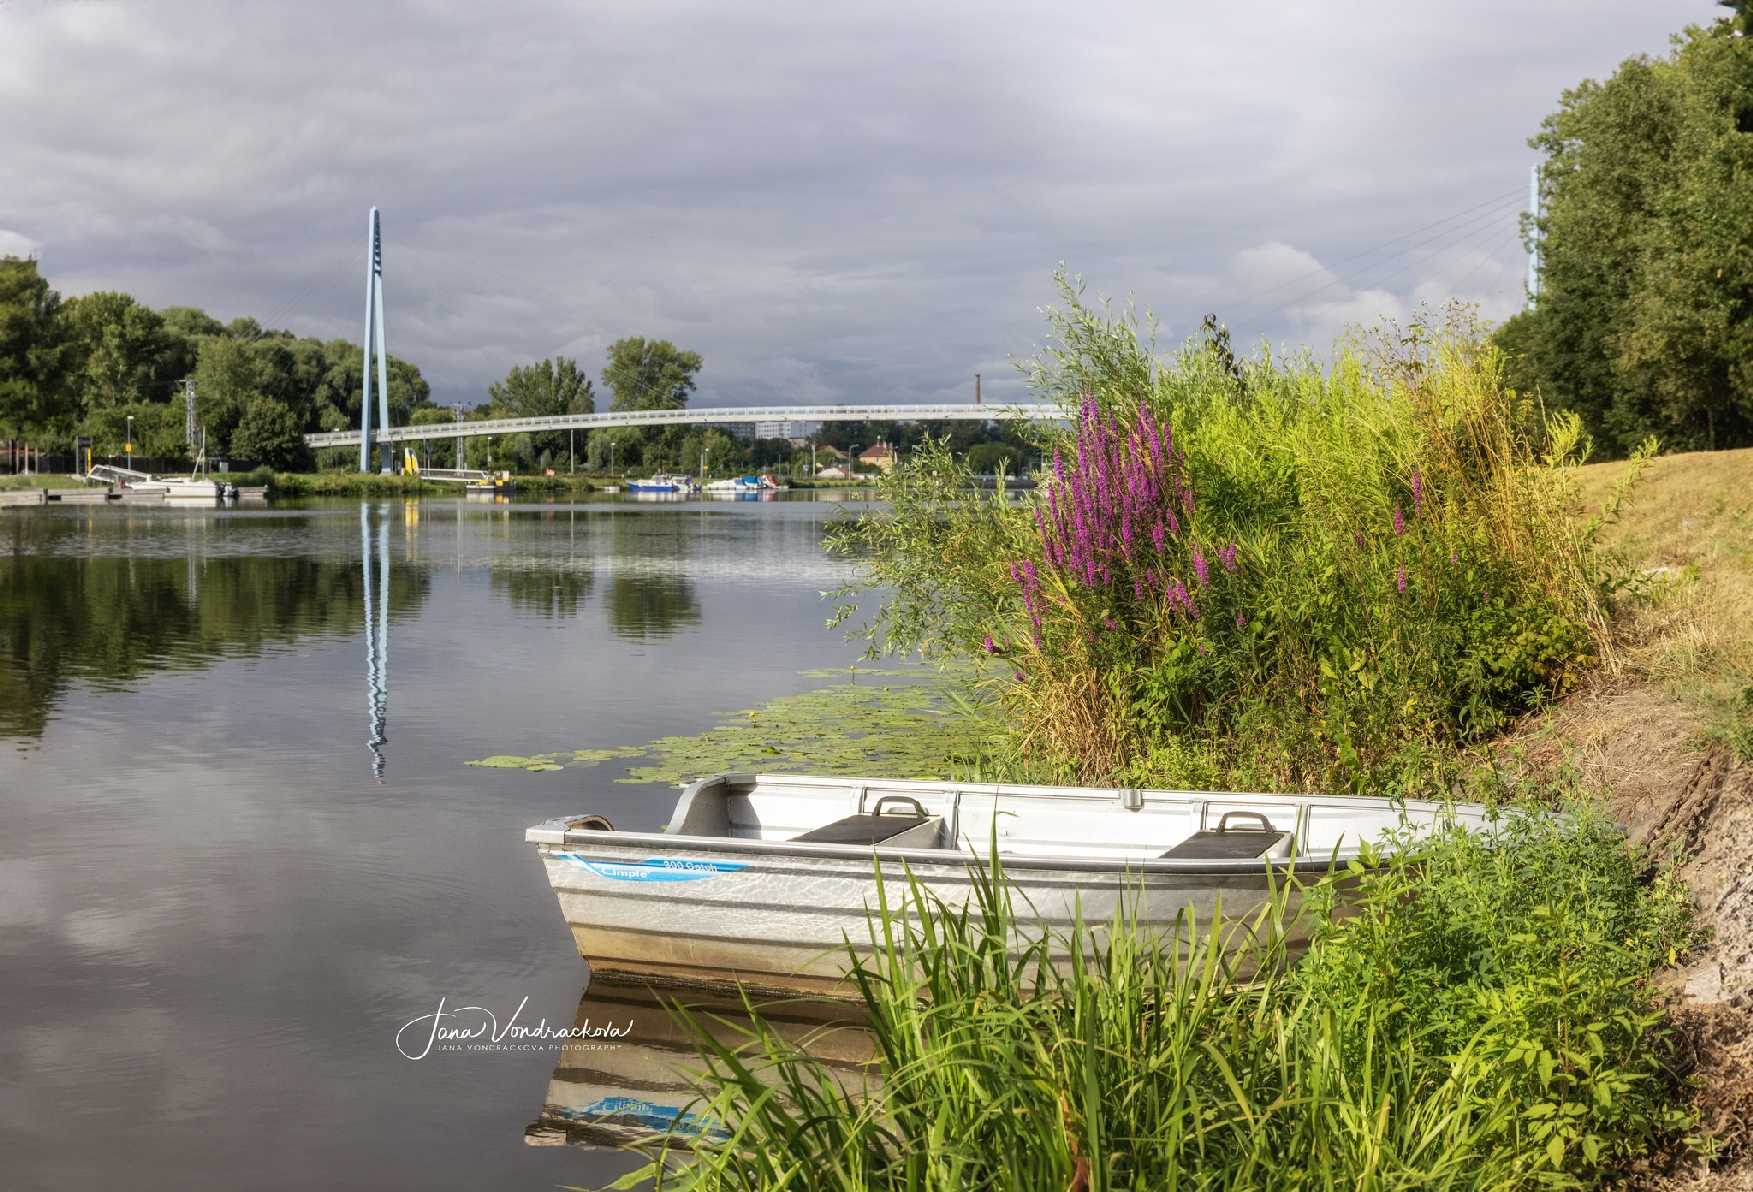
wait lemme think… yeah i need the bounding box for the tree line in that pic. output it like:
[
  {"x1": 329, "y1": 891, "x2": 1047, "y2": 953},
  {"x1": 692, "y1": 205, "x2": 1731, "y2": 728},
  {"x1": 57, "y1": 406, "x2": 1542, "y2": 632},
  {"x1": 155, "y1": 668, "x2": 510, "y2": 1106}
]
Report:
[
  {"x1": 0, "y1": 254, "x2": 1032, "y2": 477},
  {"x1": 0, "y1": 257, "x2": 434, "y2": 469},
  {"x1": 1496, "y1": 2, "x2": 1753, "y2": 456}
]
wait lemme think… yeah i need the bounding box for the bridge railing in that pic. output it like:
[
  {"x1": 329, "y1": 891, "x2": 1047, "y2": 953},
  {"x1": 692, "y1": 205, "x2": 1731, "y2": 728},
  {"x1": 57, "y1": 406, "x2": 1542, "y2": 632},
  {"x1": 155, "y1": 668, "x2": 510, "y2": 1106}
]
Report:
[{"x1": 304, "y1": 403, "x2": 1065, "y2": 448}]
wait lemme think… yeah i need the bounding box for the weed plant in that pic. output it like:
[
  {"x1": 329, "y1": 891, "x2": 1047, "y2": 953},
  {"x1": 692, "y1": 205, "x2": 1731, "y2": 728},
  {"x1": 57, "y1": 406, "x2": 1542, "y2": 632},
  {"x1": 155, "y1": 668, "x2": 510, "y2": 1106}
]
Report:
[
  {"x1": 613, "y1": 807, "x2": 1695, "y2": 1191},
  {"x1": 830, "y1": 279, "x2": 1647, "y2": 792}
]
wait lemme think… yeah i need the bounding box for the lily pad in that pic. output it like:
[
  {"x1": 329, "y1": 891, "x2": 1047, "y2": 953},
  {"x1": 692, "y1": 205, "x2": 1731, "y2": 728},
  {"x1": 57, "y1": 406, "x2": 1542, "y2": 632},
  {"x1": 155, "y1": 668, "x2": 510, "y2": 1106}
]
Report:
[{"x1": 463, "y1": 663, "x2": 996, "y2": 786}]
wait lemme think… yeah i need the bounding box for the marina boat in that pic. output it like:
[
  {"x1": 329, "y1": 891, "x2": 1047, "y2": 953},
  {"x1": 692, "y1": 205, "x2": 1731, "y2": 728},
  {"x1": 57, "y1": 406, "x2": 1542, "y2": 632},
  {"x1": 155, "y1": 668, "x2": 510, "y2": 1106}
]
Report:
[
  {"x1": 626, "y1": 474, "x2": 697, "y2": 494},
  {"x1": 702, "y1": 475, "x2": 761, "y2": 494},
  {"x1": 161, "y1": 476, "x2": 231, "y2": 500},
  {"x1": 526, "y1": 773, "x2": 1495, "y2": 995}
]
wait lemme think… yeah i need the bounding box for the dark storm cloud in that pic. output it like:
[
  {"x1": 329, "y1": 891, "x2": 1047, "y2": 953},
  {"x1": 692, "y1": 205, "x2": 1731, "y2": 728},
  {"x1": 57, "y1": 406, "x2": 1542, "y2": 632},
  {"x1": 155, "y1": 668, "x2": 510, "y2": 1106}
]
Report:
[{"x1": 0, "y1": 0, "x2": 1699, "y2": 407}]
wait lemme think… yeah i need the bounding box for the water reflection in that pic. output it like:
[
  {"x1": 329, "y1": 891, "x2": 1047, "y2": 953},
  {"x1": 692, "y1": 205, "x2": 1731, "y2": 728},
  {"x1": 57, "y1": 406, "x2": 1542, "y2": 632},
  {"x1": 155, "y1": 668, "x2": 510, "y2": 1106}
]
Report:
[
  {"x1": 524, "y1": 980, "x2": 874, "y2": 1153},
  {"x1": 0, "y1": 508, "x2": 429, "y2": 738},
  {"x1": 605, "y1": 574, "x2": 701, "y2": 641},
  {"x1": 362, "y1": 505, "x2": 390, "y2": 779}
]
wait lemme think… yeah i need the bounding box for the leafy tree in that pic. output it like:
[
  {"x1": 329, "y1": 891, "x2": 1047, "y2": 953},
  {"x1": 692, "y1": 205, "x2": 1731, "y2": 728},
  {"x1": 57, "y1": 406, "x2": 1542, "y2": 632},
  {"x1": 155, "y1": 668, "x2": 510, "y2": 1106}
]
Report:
[
  {"x1": 0, "y1": 257, "x2": 70, "y2": 437},
  {"x1": 966, "y1": 441, "x2": 1026, "y2": 475},
  {"x1": 191, "y1": 334, "x2": 261, "y2": 453},
  {"x1": 587, "y1": 425, "x2": 643, "y2": 472},
  {"x1": 62, "y1": 292, "x2": 177, "y2": 412},
  {"x1": 597, "y1": 337, "x2": 702, "y2": 470},
  {"x1": 230, "y1": 396, "x2": 309, "y2": 469},
  {"x1": 601, "y1": 337, "x2": 701, "y2": 411},
  {"x1": 489, "y1": 356, "x2": 595, "y2": 418},
  {"x1": 488, "y1": 356, "x2": 594, "y2": 469},
  {"x1": 1499, "y1": 19, "x2": 1753, "y2": 454},
  {"x1": 84, "y1": 401, "x2": 186, "y2": 462}
]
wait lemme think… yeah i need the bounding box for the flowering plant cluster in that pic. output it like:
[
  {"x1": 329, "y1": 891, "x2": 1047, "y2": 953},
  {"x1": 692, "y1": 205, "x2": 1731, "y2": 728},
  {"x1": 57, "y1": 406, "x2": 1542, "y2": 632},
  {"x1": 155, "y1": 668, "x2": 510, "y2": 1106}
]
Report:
[{"x1": 1009, "y1": 396, "x2": 1237, "y2": 649}]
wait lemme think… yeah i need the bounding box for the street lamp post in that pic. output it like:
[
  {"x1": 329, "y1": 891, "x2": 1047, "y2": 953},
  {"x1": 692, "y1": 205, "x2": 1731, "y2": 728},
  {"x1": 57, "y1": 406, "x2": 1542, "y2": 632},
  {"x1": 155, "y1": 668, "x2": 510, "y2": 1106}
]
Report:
[{"x1": 125, "y1": 415, "x2": 134, "y2": 471}]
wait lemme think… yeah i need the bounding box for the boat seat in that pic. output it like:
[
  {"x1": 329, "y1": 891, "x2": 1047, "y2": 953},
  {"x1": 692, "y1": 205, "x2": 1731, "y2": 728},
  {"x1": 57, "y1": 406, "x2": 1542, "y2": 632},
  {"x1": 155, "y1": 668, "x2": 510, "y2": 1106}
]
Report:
[
  {"x1": 791, "y1": 795, "x2": 940, "y2": 847},
  {"x1": 1161, "y1": 812, "x2": 1289, "y2": 860}
]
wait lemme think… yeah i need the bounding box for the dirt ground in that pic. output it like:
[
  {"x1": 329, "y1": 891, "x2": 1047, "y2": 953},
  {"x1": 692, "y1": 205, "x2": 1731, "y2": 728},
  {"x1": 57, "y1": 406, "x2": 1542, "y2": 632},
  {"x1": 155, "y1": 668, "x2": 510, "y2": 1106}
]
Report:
[{"x1": 1498, "y1": 447, "x2": 1753, "y2": 1186}]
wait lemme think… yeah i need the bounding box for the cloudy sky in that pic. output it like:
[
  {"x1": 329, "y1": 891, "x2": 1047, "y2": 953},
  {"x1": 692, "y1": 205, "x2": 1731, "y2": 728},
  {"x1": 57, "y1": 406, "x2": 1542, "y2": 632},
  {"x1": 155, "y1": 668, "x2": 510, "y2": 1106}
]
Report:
[{"x1": 0, "y1": 1, "x2": 1700, "y2": 409}]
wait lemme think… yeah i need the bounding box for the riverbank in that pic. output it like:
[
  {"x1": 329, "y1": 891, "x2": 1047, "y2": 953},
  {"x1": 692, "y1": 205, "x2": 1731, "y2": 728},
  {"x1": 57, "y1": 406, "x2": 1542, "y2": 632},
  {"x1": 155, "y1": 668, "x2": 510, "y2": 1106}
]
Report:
[
  {"x1": 264, "y1": 471, "x2": 880, "y2": 496},
  {"x1": 1493, "y1": 445, "x2": 1753, "y2": 1187}
]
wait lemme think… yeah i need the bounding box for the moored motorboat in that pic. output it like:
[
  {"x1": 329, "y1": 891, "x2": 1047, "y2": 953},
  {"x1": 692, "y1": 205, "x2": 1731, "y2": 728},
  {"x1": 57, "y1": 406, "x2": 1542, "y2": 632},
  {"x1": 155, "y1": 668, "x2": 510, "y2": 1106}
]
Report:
[
  {"x1": 626, "y1": 474, "x2": 697, "y2": 494},
  {"x1": 526, "y1": 773, "x2": 1497, "y2": 995}
]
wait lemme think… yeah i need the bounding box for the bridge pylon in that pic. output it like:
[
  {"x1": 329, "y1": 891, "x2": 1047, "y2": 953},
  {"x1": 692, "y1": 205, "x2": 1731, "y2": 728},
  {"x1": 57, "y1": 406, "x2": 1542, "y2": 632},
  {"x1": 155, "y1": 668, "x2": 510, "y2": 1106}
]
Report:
[{"x1": 359, "y1": 208, "x2": 392, "y2": 474}]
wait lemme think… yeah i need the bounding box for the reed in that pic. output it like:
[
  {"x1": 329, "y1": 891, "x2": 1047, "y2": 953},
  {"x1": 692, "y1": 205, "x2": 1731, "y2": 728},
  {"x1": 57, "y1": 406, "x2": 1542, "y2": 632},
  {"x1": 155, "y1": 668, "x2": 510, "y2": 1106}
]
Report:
[{"x1": 612, "y1": 806, "x2": 1696, "y2": 1190}]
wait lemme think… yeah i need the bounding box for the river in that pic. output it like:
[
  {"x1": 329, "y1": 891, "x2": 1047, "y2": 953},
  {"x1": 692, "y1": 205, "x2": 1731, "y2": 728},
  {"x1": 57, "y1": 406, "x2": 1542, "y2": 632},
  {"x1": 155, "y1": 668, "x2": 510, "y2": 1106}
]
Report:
[{"x1": 0, "y1": 493, "x2": 875, "y2": 1191}]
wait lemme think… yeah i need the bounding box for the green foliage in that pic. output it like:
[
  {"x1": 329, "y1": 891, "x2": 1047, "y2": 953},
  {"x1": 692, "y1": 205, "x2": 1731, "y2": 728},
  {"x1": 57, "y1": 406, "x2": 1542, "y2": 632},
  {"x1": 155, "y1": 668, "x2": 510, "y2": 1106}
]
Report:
[
  {"x1": 602, "y1": 336, "x2": 702, "y2": 412},
  {"x1": 489, "y1": 355, "x2": 595, "y2": 419},
  {"x1": 230, "y1": 396, "x2": 309, "y2": 470},
  {"x1": 487, "y1": 355, "x2": 595, "y2": 469},
  {"x1": 833, "y1": 283, "x2": 1618, "y2": 791},
  {"x1": 619, "y1": 809, "x2": 1695, "y2": 1190},
  {"x1": 0, "y1": 256, "x2": 437, "y2": 459},
  {"x1": 61, "y1": 291, "x2": 178, "y2": 412},
  {"x1": 0, "y1": 258, "x2": 71, "y2": 437},
  {"x1": 1500, "y1": 20, "x2": 1753, "y2": 455}
]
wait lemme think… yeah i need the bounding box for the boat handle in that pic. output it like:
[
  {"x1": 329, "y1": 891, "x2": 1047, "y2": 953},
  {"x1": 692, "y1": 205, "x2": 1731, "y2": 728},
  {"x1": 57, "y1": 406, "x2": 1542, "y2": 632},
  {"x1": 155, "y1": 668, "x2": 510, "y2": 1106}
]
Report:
[
  {"x1": 871, "y1": 795, "x2": 928, "y2": 819},
  {"x1": 1216, "y1": 811, "x2": 1273, "y2": 834}
]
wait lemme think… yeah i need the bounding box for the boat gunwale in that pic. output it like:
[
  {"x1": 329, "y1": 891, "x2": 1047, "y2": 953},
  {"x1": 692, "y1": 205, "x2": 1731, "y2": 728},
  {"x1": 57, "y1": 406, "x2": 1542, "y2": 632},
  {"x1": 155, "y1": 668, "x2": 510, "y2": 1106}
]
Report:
[
  {"x1": 533, "y1": 829, "x2": 1356, "y2": 877},
  {"x1": 526, "y1": 770, "x2": 1490, "y2": 878}
]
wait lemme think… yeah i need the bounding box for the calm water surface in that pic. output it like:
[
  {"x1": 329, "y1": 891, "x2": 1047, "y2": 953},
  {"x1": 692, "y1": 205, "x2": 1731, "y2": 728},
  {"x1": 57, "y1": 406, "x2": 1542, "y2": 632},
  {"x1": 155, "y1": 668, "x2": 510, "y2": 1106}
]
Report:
[{"x1": 0, "y1": 494, "x2": 873, "y2": 1191}]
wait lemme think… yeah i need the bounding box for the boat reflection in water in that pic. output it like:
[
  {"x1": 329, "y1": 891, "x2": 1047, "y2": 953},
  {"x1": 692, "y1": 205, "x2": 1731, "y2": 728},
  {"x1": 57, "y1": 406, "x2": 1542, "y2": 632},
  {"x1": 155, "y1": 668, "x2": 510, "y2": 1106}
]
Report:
[{"x1": 524, "y1": 978, "x2": 876, "y2": 1152}]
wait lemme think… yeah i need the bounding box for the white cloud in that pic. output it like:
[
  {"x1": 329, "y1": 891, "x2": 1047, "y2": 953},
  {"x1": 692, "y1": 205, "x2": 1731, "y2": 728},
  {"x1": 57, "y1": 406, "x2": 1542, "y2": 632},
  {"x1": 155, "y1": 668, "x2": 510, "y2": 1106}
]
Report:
[
  {"x1": 0, "y1": 0, "x2": 1692, "y2": 406},
  {"x1": 0, "y1": 228, "x2": 40, "y2": 258}
]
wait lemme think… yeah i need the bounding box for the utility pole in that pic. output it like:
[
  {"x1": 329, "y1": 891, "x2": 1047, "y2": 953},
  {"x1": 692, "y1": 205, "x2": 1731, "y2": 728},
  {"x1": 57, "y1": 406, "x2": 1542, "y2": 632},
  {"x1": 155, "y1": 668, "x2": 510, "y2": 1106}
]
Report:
[
  {"x1": 975, "y1": 372, "x2": 981, "y2": 405},
  {"x1": 454, "y1": 409, "x2": 464, "y2": 470},
  {"x1": 569, "y1": 427, "x2": 575, "y2": 475},
  {"x1": 182, "y1": 378, "x2": 197, "y2": 446}
]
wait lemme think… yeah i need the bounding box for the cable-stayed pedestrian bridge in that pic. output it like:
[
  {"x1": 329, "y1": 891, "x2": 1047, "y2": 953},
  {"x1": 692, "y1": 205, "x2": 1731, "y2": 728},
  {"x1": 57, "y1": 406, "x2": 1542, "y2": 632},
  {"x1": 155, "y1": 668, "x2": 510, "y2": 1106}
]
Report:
[{"x1": 304, "y1": 403, "x2": 1064, "y2": 449}]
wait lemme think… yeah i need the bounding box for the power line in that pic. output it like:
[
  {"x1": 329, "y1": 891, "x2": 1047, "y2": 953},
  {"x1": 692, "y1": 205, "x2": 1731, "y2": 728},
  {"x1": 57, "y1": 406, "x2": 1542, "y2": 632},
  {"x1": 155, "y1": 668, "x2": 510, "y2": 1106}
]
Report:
[
  {"x1": 1231, "y1": 193, "x2": 1525, "y2": 329},
  {"x1": 1213, "y1": 185, "x2": 1524, "y2": 317}
]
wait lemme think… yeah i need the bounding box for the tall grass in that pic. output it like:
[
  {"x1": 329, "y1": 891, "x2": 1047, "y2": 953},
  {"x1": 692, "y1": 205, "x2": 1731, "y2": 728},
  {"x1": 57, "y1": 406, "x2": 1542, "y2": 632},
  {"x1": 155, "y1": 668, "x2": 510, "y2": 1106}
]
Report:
[
  {"x1": 613, "y1": 809, "x2": 1694, "y2": 1190},
  {"x1": 830, "y1": 280, "x2": 1642, "y2": 792}
]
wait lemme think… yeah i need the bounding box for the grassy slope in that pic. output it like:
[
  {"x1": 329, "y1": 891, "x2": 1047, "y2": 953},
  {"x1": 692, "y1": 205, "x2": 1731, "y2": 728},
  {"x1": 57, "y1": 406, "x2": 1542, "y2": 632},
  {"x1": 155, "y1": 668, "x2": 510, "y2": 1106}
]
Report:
[{"x1": 1505, "y1": 446, "x2": 1753, "y2": 1182}]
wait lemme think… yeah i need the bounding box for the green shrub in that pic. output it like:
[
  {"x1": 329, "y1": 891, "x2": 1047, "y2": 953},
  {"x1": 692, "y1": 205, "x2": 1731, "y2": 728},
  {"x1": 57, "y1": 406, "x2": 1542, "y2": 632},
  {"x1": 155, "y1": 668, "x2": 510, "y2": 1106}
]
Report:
[
  {"x1": 618, "y1": 809, "x2": 1695, "y2": 1190},
  {"x1": 831, "y1": 280, "x2": 1634, "y2": 791}
]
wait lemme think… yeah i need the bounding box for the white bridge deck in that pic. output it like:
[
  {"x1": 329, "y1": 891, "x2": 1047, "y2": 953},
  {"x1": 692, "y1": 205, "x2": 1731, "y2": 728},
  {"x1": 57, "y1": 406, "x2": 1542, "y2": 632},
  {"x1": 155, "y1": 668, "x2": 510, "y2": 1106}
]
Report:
[{"x1": 304, "y1": 403, "x2": 1064, "y2": 449}]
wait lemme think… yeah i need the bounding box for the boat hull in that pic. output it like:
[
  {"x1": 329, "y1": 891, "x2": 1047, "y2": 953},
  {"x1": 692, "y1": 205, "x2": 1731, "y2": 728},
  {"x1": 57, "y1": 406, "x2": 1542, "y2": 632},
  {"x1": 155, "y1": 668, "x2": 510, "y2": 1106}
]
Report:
[
  {"x1": 535, "y1": 839, "x2": 1328, "y2": 996},
  {"x1": 528, "y1": 773, "x2": 1491, "y2": 996}
]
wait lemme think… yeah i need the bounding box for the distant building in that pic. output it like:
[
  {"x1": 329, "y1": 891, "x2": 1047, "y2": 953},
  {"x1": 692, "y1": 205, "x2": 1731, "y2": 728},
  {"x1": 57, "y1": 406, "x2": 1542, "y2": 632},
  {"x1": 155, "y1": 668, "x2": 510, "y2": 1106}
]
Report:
[
  {"x1": 753, "y1": 419, "x2": 821, "y2": 441},
  {"x1": 816, "y1": 465, "x2": 850, "y2": 480},
  {"x1": 858, "y1": 442, "x2": 897, "y2": 473}
]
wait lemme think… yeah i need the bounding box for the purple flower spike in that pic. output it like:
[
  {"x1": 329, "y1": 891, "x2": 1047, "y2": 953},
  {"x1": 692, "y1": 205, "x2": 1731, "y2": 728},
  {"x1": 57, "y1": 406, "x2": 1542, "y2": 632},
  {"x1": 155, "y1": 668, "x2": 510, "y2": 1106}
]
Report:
[
  {"x1": 1354, "y1": 531, "x2": 1366, "y2": 549},
  {"x1": 1396, "y1": 566, "x2": 1407, "y2": 594},
  {"x1": 1392, "y1": 507, "x2": 1405, "y2": 537},
  {"x1": 982, "y1": 634, "x2": 996, "y2": 654},
  {"x1": 1235, "y1": 611, "x2": 1247, "y2": 629},
  {"x1": 1218, "y1": 542, "x2": 1238, "y2": 572},
  {"x1": 1192, "y1": 547, "x2": 1209, "y2": 587}
]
